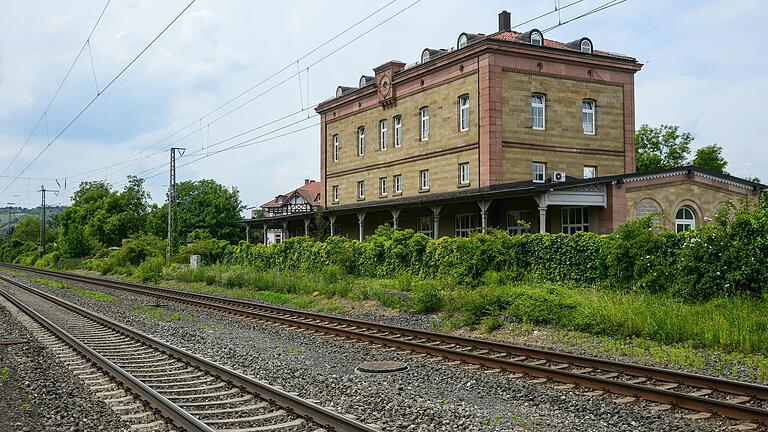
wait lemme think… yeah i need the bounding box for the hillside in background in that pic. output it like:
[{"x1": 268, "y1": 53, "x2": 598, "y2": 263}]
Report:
[{"x1": 0, "y1": 206, "x2": 66, "y2": 235}]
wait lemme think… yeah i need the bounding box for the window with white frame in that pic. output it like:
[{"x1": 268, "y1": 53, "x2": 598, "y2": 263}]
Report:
[
  {"x1": 562, "y1": 207, "x2": 590, "y2": 234},
  {"x1": 457, "y1": 34, "x2": 468, "y2": 49},
  {"x1": 357, "y1": 127, "x2": 365, "y2": 156},
  {"x1": 393, "y1": 115, "x2": 402, "y2": 147},
  {"x1": 458, "y1": 95, "x2": 470, "y2": 131},
  {"x1": 455, "y1": 214, "x2": 474, "y2": 238},
  {"x1": 583, "y1": 165, "x2": 597, "y2": 179},
  {"x1": 420, "y1": 107, "x2": 430, "y2": 141},
  {"x1": 332, "y1": 134, "x2": 339, "y2": 162},
  {"x1": 459, "y1": 162, "x2": 470, "y2": 185},
  {"x1": 421, "y1": 49, "x2": 430, "y2": 63},
  {"x1": 531, "y1": 94, "x2": 545, "y2": 129},
  {"x1": 417, "y1": 216, "x2": 433, "y2": 237},
  {"x1": 379, "y1": 177, "x2": 388, "y2": 196},
  {"x1": 357, "y1": 181, "x2": 365, "y2": 200},
  {"x1": 530, "y1": 31, "x2": 543, "y2": 46},
  {"x1": 394, "y1": 174, "x2": 402, "y2": 194},
  {"x1": 506, "y1": 210, "x2": 531, "y2": 235},
  {"x1": 532, "y1": 162, "x2": 546, "y2": 183},
  {"x1": 332, "y1": 185, "x2": 339, "y2": 202},
  {"x1": 582, "y1": 100, "x2": 595, "y2": 135},
  {"x1": 675, "y1": 206, "x2": 696, "y2": 233},
  {"x1": 420, "y1": 169, "x2": 430, "y2": 190},
  {"x1": 580, "y1": 39, "x2": 593, "y2": 53},
  {"x1": 379, "y1": 119, "x2": 388, "y2": 151}
]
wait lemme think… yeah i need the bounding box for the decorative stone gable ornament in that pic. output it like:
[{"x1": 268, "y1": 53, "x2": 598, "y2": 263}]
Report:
[{"x1": 373, "y1": 60, "x2": 405, "y2": 109}]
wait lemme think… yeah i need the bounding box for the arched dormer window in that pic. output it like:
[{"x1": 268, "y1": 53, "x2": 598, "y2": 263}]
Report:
[
  {"x1": 336, "y1": 86, "x2": 343, "y2": 97},
  {"x1": 580, "y1": 39, "x2": 593, "y2": 53},
  {"x1": 457, "y1": 34, "x2": 468, "y2": 49},
  {"x1": 359, "y1": 76, "x2": 368, "y2": 88},
  {"x1": 421, "y1": 49, "x2": 430, "y2": 63},
  {"x1": 530, "y1": 30, "x2": 543, "y2": 46}
]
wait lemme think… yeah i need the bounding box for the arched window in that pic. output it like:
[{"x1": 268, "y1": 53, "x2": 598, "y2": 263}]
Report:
[
  {"x1": 336, "y1": 86, "x2": 343, "y2": 97},
  {"x1": 359, "y1": 76, "x2": 367, "y2": 88},
  {"x1": 675, "y1": 206, "x2": 696, "y2": 233},
  {"x1": 530, "y1": 31, "x2": 543, "y2": 46},
  {"x1": 421, "y1": 49, "x2": 430, "y2": 63},
  {"x1": 458, "y1": 34, "x2": 468, "y2": 49},
  {"x1": 580, "y1": 39, "x2": 593, "y2": 53}
]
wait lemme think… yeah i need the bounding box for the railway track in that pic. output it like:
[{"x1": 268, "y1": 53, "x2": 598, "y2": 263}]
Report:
[
  {"x1": 3, "y1": 263, "x2": 768, "y2": 427},
  {"x1": 0, "y1": 273, "x2": 378, "y2": 432}
]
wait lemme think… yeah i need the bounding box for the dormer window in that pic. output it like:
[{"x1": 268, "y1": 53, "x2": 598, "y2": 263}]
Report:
[
  {"x1": 359, "y1": 76, "x2": 367, "y2": 88},
  {"x1": 580, "y1": 39, "x2": 592, "y2": 53},
  {"x1": 336, "y1": 86, "x2": 343, "y2": 97},
  {"x1": 530, "y1": 31, "x2": 543, "y2": 46},
  {"x1": 421, "y1": 49, "x2": 430, "y2": 63},
  {"x1": 458, "y1": 34, "x2": 468, "y2": 49}
]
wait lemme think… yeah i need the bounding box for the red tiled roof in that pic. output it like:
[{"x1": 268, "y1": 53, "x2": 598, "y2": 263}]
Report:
[
  {"x1": 487, "y1": 30, "x2": 636, "y2": 62},
  {"x1": 260, "y1": 181, "x2": 323, "y2": 209}
]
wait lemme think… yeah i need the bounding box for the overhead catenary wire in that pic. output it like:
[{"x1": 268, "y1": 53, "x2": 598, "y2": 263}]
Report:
[
  {"x1": 542, "y1": 0, "x2": 629, "y2": 33},
  {"x1": 62, "y1": 0, "x2": 414, "y2": 186},
  {"x1": 0, "y1": 0, "x2": 197, "y2": 198},
  {"x1": 0, "y1": 0, "x2": 112, "y2": 179}
]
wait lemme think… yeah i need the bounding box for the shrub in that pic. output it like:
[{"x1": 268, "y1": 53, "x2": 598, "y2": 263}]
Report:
[
  {"x1": 412, "y1": 280, "x2": 445, "y2": 314},
  {"x1": 134, "y1": 257, "x2": 166, "y2": 283}
]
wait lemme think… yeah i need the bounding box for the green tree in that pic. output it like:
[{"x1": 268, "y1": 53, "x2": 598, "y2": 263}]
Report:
[
  {"x1": 692, "y1": 144, "x2": 728, "y2": 173},
  {"x1": 148, "y1": 179, "x2": 244, "y2": 250},
  {"x1": 11, "y1": 216, "x2": 40, "y2": 243},
  {"x1": 635, "y1": 124, "x2": 693, "y2": 172}
]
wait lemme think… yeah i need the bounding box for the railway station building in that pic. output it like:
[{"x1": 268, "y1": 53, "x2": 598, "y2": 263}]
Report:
[{"x1": 247, "y1": 11, "x2": 764, "y2": 242}]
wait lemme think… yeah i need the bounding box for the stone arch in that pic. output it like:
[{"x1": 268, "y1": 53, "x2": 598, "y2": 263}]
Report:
[{"x1": 631, "y1": 197, "x2": 664, "y2": 226}]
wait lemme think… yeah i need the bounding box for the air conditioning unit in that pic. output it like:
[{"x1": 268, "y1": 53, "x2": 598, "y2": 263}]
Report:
[{"x1": 552, "y1": 171, "x2": 566, "y2": 182}]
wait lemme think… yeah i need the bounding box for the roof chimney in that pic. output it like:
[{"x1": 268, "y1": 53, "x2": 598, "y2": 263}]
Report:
[
  {"x1": 305, "y1": 179, "x2": 314, "y2": 184},
  {"x1": 498, "y1": 10, "x2": 511, "y2": 32}
]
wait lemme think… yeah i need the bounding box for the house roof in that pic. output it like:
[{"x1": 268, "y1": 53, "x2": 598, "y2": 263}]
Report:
[
  {"x1": 487, "y1": 30, "x2": 636, "y2": 62},
  {"x1": 260, "y1": 180, "x2": 323, "y2": 209}
]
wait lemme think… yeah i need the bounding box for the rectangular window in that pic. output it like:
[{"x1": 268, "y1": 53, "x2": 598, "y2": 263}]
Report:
[
  {"x1": 394, "y1": 174, "x2": 402, "y2": 194},
  {"x1": 532, "y1": 162, "x2": 546, "y2": 183},
  {"x1": 459, "y1": 162, "x2": 470, "y2": 185},
  {"x1": 332, "y1": 185, "x2": 339, "y2": 202},
  {"x1": 416, "y1": 216, "x2": 433, "y2": 237},
  {"x1": 506, "y1": 210, "x2": 530, "y2": 235},
  {"x1": 420, "y1": 169, "x2": 430, "y2": 190},
  {"x1": 379, "y1": 177, "x2": 388, "y2": 196},
  {"x1": 459, "y1": 95, "x2": 470, "y2": 131},
  {"x1": 582, "y1": 100, "x2": 595, "y2": 135},
  {"x1": 583, "y1": 165, "x2": 597, "y2": 179},
  {"x1": 357, "y1": 181, "x2": 365, "y2": 200},
  {"x1": 393, "y1": 116, "x2": 402, "y2": 147},
  {"x1": 420, "y1": 107, "x2": 430, "y2": 141},
  {"x1": 332, "y1": 134, "x2": 339, "y2": 162},
  {"x1": 379, "y1": 120, "x2": 388, "y2": 151},
  {"x1": 455, "y1": 213, "x2": 474, "y2": 238},
  {"x1": 357, "y1": 127, "x2": 365, "y2": 156},
  {"x1": 562, "y1": 207, "x2": 590, "y2": 234},
  {"x1": 531, "y1": 94, "x2": 545, "y2": 130}
]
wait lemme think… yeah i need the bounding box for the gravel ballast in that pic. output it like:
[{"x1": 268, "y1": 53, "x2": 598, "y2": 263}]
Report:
[
  {"x1": 5, "y1": 272, "x2": 753, "y2": 431},
  {"x1": 0, "y1": 299, "x2": 129, "y2": 432}
]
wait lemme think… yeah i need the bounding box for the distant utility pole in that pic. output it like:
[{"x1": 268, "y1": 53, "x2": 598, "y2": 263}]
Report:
[
  {"x1": 38, "y1": 186, "x2": 58, "y2": 255},
  {"x1": 167, "y1": 147, "x2": 185, "y2": 262},
  {"x1": 5, "y1": 202, "x2": 15, "y2": 237}
]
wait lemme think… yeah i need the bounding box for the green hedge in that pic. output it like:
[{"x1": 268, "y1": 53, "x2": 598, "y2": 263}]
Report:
[{"x1": 219, "y1": 200, "x2": 768, "y2": 301}]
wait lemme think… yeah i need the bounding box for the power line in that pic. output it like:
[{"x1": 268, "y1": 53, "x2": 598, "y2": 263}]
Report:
[
  {"x1": 0, "y1": 0, "x2": 197, "y2": 197},
  {"x1": 542, "y1": 0, "x2": 629, "y2": 33},
  {"x1": 63, "y1": 0, "x2": 417, "y2": 186},
  {"x1": 0, "y1": 0, "x2": 111, "y2": 179}
]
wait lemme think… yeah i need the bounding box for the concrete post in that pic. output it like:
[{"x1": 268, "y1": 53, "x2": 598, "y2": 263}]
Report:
[
  {"x1": 245, "y1": 224, "x2": 250, "y2": 243},
  {"x1": 535, "y1": 194, "x2": 548, "y2": 234},
  {"x1": 328, "y1": 215, "x2": 337, "y2": 237},
  {"x1": 390, "y1": 208, "x2": 401, "y2": 229},
  {"x1": 477, "y1": 200, "x2": 492, "y2": 234},
  {"x1": 282, "y1": 221, "x2": 289, "y2": 239},
  {"x1": 430, "y1": 206, "x2": 442, "y2": 240},
  {"x1": 262, "y1": 224, "x2": 268, "y2": 245},
  {"x1": 304, "y1": 217, "x2": 311, "y2": 236},
  {"x1": 357, "y1": 212, "x2": 366, "y2": 242}
]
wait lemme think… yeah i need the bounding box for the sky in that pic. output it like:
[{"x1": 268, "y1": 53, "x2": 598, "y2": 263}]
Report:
[{"x1": 0, "y1": 0, "x2": 765, "y2": 211}]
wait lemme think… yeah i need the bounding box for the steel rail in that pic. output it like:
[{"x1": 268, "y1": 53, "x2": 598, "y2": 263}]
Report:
[
  {"x1": 0, "y1": 284, "x2": 215, "y2": 432},
  {"x1": 0, "y1": 273, "x2": 378, "y2": 432},
  {"x1": 4, "y1": 263, "x2": 768, "y2": 424}
]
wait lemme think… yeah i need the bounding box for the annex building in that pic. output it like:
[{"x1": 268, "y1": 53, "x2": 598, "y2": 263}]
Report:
[{"x1": 249, "y1": 11, "x2": 764, "y2": 243}]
